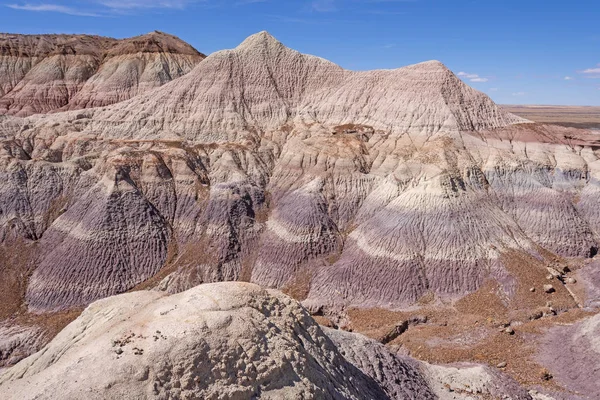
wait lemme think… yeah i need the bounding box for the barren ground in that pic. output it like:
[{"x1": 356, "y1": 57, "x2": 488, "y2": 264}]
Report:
[{"x1": 502, "y1": 105, "x2": 600, "y2": 130}]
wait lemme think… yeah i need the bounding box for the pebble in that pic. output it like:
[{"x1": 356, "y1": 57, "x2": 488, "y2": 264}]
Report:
[
  {"x1": 529, "y1": 287, "x2": 536, "y2": 292},
  {"x1": 505, "y1": 327, "x2": 515, "y2": 335},
  {"x1": 566, "y1": 277, "x2": 577, "y2": 284},
  {"x1": 543, "y1": 284, "x2": 555, "y2": 293},
  {"x1": 529, "y1": 310, "x2": 543, "y2": 320},
  {"x1": 497, "y1": 362, "x2": 507, "y2": 368}
]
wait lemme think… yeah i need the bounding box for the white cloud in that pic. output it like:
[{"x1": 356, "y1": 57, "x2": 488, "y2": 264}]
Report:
[
  {"x1": 564, "y1": 76, "x2": 574, "y2": 80},
  {"x1": 489, "y1": 88, "x2": 498, "y2": 91},
  {"x1": 582, "y1": 68, "x2": 600, "y2": 74},
  {"x1": 457, "y1": 72, "x2": 477, "y2": 78},
  {"x1": 6, "y1": 3, "x2": 100, "y2": 16},
  {"x1": 457, "y1": 71, "x2": 488, "y2": 83},
  {"x1": 6, "y1": 0, "x2": 207, "y2": 16},
  {"x1": 512, "y1": 91, "x2": 526, "y2": 96},
  {"x1": 96, "y1": 0, "x2": 192, "y2": 9},
  {"x1": 311, "y1": 0, "x2": 336, "y2": 12}
]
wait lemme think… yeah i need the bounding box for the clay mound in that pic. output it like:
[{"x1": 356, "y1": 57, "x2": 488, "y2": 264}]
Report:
[
  {"x1": 0, "y1": 283, "x2": 413, "y2": 399},
  {"x1": 0, "y1": 32, "x2": 204, "y2": 116},
  {"x1": 76, "y1": 31, "x2": 525, "y2": 142},
  {"x1": 105, "y1": 31, "x2": 201, "y2": 57}
]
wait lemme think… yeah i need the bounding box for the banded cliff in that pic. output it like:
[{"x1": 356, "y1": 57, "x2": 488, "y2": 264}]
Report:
[{"x1": 0, "y1": 31, "x2": 205, "y2": 116}]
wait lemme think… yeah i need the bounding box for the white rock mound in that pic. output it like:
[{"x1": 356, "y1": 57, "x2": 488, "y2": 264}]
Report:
[
  {"x1": 0, "y1": 283, "x2": 409, "y2": 399},
  {"x1": 0, "y1": 282, "x2": 536, "y2": 400}
]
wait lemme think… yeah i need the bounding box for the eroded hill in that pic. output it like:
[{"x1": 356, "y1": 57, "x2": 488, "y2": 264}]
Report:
[
  {"x1": 0, "y1": 31, "x2": 599, "y2": 398},
  {"x1": 0, "y1": 31, "x2": 205, "y2": 116}
]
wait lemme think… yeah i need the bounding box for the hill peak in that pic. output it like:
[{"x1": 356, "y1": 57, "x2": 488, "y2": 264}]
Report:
[{"x1": 237, "y1": 31, "x2": 284, "y2": 51}]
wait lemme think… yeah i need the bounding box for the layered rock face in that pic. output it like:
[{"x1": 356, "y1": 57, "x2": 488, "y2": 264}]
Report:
[
  {"x1": 1, "y1": 32, "x2": 598, "y2": 315},
  {"x1": 0, "y1": 282, "x2": 531, "y2": 400},
  {"x1": 0, "y1": 33, "x2": 596, "y2": 312},
  {"x1": 0, "y1": 31, "x2": 204, "y2": 116},
  {"x1": 0, "y1": 30, "x2": 598, "y2": 398},
  {"x1": 72, "y1": 31, "x2": 524, "y2": 143}
]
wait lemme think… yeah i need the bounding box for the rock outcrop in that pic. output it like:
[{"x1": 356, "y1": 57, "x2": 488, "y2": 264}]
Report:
[
  {"x1": 0, "y1": 282, "x2": 532, "y2": 399},
  {"x1": 0, "y1": 31, "x2": 204, "y2": 116},
  {"x1": 0, "y1": 283, "x2": 416, "y2": 399}
]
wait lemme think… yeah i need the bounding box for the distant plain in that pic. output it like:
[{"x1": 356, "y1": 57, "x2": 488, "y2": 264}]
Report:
[{"x1": 503, "y1": 105, "x2": 600, "y2": 130}]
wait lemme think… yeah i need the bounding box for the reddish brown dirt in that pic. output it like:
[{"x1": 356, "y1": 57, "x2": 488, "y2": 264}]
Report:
[{"x1": 344, "y1": 286, "x2": 596, "y2": 392}]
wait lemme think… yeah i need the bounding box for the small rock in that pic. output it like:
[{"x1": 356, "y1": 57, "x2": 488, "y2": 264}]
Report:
[
  {"x1": 505, "y1": 327, "x2": 515, "y2": 335},
  {"x1": 566, "y1": 277, "x2": 577, "y2": 284},
  {"x1": 546, "y1": 274, "x2": 554, "y2": 280},
  {"x1": 409, "y1": 315, "x2": 428, "y2": 325},
  {"x1": 529, "y1": 287, "x2": 536, "y2": 292},
  {"x1": 115, "y1": 348, "x2": 123, "y2": 355},
  {"x1": 541, "y1": 369, "x2": 553, "y2": 381},
  {"x1": 543, "y1": 284, "x2": 555, "y2": 293},
  {"x1": 497, "y1": 362, "x2": 507, "y2": 368},
  {"x1": 529, "y1": 310, "x2": 543, "y2": 320},
  {"x1": 379, "y1": 320, "x2": 409, "y2": 344}
]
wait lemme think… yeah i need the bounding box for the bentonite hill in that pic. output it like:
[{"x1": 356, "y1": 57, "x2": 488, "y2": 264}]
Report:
[
  {"x1": 0, "y1": 31, "x2": 205, "y2": 116},
  {"x1": 0, "y1": 31, "x2": 599, "y2": 399}
]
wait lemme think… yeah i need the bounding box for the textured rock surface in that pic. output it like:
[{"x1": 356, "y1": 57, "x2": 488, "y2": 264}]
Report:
[
  {"x1": 0, "y1": 30, "x2": 598, "y2": 396},
  {"x1": 0, "y1": 31, "x2": 204, "y2": 116},
  {"x1": 0, "y1": 282, "x2": 536, "y2": 399},
  {"x1": 422, "y1": 363, "x2": 532, "y2": 400},
  {"x1": 537, "y1": 313, "x2": 600, "y2": 398},
  {"x1": 62, "y1": 31, "x2": 525, "y2": 143},
  {"x1": 0, "y1": 323, "x2": 45, "y2": 367},
  {"x1": 0, "y1": 283, "x2": 408, "y2": 399},
  {"x1": 0, "y1": 32, "x2": 598, "y2": 315},
  {"x1": 325, "y1": 327, "x2": 532, "y2": 400}
]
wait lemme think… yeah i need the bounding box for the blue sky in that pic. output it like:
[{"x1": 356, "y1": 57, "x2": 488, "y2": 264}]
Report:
[{"x1": 1, "y1": 0, "x2": 598, "y2": 105}]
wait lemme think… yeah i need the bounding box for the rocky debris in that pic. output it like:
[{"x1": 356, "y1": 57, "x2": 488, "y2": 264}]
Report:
[
  {"x1": 497, "y1": 362, "x2": 507, "y2": 368},
  {"x1": 505, "y1": 327, "x2": 515, "y2": 335},
  {"x1": 0, "y1": 32, "x2": 204, "y2": 116},
  {"x1": 529, "y1": 310, "x2": 544, "y2": 320},
  {"x1": 565, "y1": 277, "x2": 577, "y2": 284}
]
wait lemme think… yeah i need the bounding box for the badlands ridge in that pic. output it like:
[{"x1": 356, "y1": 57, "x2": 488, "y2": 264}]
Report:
[{"x1": 0, "y1": 31, "x2": 599, "y2": 398}]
